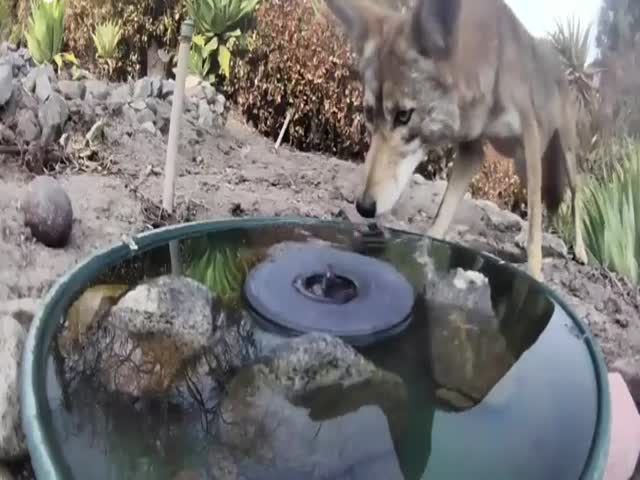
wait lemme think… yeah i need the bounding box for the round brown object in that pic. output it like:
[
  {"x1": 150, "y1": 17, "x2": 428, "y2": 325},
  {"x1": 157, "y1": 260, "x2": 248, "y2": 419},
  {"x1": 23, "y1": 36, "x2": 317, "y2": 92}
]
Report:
[{"x1": 22, "y1": 176, "x2": 73, "y2": 248}]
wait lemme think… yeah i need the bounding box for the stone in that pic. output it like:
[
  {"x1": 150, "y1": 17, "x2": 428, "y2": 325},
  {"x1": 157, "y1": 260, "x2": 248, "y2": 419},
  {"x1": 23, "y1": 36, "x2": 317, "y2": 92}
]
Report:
[
  {"x1": 21, "y1": 65, "x2": 53, "y2": 94},
  {"x1": 84, "y1": 80, "x2": 109, "y2": 101},
  {"x1": 0, "y1": 124, "x2": 15, "y2": 145},
  {"x1": 215, "y1": 333, "x2": 408, "y2": 478},
  {"x1": 150, "y1": 78, "x2": 162, "y2": 98},
  {"x1": 475, "y1": 198, "x2": 524, "y2": 230},
  {"x1": 612, "y1": 356, "x2": 640, "y2": 407},
  {"x1": 106, "y1": 84, "x2": 131, "y2": 113},
  {"x1": 418, "y1": 263, "x2": 554, "y2": 410},
  {"x1": 16, "y1": 109, "x2": 40, "y2": 143},
  {"x1": 21, "y1": 176, "x2": 74, "y2": 248},
  {"x1": 133, "y1": 78, "x2": 152, "y2": 99},
  {"x1": 515, "y1": 226, "x2": 568, "y2": 259},
  {"x1": 67, "y1": 99, "x2": 95, "y2": 125},
  {"x1": 129, "y1": 99, "x2": 147, "y2": 111},
  {"x1": 604, "y1": 373, "x2": 640, "y2": 480},
  {"x1": 136, "y1": 108, "x2": 155, "y2": 125},
  {"x1": 202, "y1": 82, "x2": 216, "y2": 103},
  {"x1": 83, "y1": 275, "x2": 216, "y2": 397},
  {"x1": 212, "y1": 93, "x2": 226, "y2": 115},
  {"x1": 57, "y1": 80, "x2": 85, "y2": 100},
  {"x1": 37, "y1": 93, "x2": 69, "y2": 140},
  {"x1": 0, "y1": 314, "x2": 28, "y2": 460},
  {"x1": 197, "y1": 99, "x2": 215, "y2": 129},
  {"x1": 34, "y1": 70, "x2": 53, "y2": 102},
  {"x1": 161, "y1": 79, "x2": 175, "y2": 99},
  {"x1": 0, "y1": 61, "x2": 12, "y2": 106},
  {"x1": 140, "y1": 121, "x2": 156, "y2": 135}
]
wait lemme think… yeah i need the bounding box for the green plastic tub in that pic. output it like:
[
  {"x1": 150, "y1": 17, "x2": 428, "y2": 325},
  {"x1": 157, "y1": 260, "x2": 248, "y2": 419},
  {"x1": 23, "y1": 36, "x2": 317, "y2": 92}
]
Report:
[{"x1": 20, "y1": 217, "x2": 611, "y2": 480}]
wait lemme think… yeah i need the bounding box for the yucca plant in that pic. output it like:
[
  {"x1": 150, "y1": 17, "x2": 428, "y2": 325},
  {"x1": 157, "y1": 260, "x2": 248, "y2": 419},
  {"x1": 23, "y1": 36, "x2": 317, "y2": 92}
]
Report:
[
  {"x1": 185, "y1": 0, "x2": 260, "y2": 80},
  {"x1": 92, "y1": 20, "x2": 123, "y2": 78},
  {"x1": 25, "y1": 0, "x2": 65, "y2": 65},
  {"x1": 548, "y1": 16, "x2": 602, "y2": 156}
]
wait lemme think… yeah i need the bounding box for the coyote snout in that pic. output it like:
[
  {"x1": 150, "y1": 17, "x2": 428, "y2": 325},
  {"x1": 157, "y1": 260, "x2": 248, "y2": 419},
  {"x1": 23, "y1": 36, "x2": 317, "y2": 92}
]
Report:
[{"x1": 325, "y1": 0, "x2": 589, "y2": 281}]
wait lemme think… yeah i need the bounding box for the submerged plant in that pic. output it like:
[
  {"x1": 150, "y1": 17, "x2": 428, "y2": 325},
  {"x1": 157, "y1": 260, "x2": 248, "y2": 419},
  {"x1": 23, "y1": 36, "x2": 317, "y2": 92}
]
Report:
[
  {"x1": 186, "y1": 244, "x2": 255, "y2": 306},
  {"x1": 25, "y1": 0, "x2": 65, "y2": 65}
]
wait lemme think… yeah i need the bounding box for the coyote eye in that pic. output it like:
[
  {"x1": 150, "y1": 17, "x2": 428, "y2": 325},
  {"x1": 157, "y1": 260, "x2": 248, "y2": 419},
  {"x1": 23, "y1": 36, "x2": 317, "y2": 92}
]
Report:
[{"x1": 394, "y1": 109, "x2": 414, "y2": 127}]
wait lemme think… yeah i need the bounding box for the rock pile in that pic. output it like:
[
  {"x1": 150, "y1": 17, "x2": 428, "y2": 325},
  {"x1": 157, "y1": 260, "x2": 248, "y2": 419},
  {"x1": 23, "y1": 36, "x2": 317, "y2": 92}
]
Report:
[{"x1": 0, "y1": 42, "x2": 228, "y2": 146}]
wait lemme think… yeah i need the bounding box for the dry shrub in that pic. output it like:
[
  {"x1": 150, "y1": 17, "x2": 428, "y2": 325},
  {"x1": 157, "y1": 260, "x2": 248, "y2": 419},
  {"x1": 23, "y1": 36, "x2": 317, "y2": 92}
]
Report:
[
  {"x1": 18, "y1": 0, "x2": 185, "y2": 79},
  {"x1": 229, "y1": 0, "x2": 367, "y2": 159},
  {"x1": 470, "y1": 144, "x2": 526, "y2": 212}
]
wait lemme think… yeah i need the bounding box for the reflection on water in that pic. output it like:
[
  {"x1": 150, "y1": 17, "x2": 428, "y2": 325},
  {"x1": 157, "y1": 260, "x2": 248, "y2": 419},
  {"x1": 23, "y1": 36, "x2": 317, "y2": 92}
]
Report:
[{"x1": 45, "y1": 223, "x2": 598, "y2": 480}]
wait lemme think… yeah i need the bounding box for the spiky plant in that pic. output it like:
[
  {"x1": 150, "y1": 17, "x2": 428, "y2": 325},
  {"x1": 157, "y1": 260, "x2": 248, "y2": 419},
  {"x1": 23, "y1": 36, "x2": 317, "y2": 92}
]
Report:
[
  {"x1": 92, "y1": 20, "x2": 123, "y2": 78},
  {"x1": 24, "y1": 0, "x2": 65, "y2": 65},
  {"x1": 548, "y1": 16, "x2": 602, "y2": 155},
  {"x1": 554, "y1": 137, "x2": 640, "y2": 284}
]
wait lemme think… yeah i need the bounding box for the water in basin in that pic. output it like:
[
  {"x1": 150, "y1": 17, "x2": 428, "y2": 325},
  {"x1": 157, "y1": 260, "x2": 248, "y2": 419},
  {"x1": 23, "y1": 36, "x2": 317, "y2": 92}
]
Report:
[{"x1": 40, "y1": 221, "x2": 601, "y2": 480}]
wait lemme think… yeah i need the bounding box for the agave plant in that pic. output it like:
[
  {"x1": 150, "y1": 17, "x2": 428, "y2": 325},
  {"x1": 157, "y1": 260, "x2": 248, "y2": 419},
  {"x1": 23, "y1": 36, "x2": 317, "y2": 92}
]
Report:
[
  {"x1": 92, "y1": 20, "x2": 123, "y2": 62},
  {"x1": 185, "y1": 0, "x2": 260, "y2": 80},
  {"x1": 25, "y1": 0, "x2": 65, "y2": 65}
]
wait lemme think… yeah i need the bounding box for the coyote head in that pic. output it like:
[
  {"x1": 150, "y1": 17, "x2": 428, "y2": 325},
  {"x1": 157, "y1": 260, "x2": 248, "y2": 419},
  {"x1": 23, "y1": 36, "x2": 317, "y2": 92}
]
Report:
[{"x1": 326, "y1": 0, "x2": 462, "y2": 218}]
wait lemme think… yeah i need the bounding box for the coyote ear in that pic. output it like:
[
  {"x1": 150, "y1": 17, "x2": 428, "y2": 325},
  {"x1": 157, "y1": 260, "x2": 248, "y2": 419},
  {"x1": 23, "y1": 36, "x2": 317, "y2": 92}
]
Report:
[
  {"x1": 325, "y1": 0, "x2": 389, "y2": 57},
  {"x1": 411, "y1": 0, "x2": 461, "y2": 58}
]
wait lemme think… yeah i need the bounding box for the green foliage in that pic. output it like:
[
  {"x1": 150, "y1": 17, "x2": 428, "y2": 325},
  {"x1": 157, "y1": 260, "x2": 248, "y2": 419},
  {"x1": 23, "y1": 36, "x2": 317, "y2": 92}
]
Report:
[
  {"x1": 185, "y1": 0, "x2": 259, "y2": 82},
  {"x1": 61, "y1": 0, "x2": 184, "y2": 80},
  {"x1": 92, "y1": 19, "x2": 122, "y2": 61},
  {"x1": 555, "y1": 137, "x2": 640, "y2": 284},
  {"x1": 0, "y1": 0, "x2": 11, "y2": 41},
  {"x1": 25, "y1": 0, "x2": 65, "y2": 65},
  {"x1": 185, "y1": 244, "x2": 254, "y2": 306},
  {"x1": 92, "y1": 19, "x2": 122, "y2": 78}
]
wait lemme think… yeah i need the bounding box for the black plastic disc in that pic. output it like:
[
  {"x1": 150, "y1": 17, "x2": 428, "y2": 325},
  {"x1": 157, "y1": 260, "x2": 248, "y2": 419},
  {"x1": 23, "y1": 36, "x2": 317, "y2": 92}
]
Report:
[{"x1": 242, "y1": 242, "x2": 416, "y2": 346}]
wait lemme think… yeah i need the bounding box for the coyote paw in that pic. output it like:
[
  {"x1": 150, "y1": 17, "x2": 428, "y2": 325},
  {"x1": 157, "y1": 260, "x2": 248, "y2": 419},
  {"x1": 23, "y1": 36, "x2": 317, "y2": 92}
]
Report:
[{"x1": 573, "y1": 243, "x2": 588, "y2": 265}]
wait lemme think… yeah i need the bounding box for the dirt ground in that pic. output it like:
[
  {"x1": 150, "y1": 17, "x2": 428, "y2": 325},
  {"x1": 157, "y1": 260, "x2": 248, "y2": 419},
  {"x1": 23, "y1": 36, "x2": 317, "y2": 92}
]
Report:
[{"x1": 1, "y1": 110, "x2": 639, "y2": 369}]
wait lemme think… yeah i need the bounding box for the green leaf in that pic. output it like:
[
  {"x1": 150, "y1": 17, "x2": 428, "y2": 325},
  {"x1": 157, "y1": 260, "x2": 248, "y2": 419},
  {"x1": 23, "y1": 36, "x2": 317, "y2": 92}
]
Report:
[{"x1": 218, "y1": 44, "x2": 231, "y2": 78}]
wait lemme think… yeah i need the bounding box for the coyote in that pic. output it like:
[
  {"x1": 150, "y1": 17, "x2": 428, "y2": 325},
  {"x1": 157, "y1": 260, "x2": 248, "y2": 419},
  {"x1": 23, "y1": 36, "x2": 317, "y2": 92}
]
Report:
[{"x1": 325, "y1": 0, "x2": 588, "y2": 280}]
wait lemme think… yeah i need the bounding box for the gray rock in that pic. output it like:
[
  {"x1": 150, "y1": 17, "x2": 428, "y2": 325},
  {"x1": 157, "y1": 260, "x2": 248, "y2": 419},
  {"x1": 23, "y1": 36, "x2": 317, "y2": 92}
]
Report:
[
  {"x1": 150, "y1": 78, "x2": 162, "y2": 97},
  {"x1": 145, "y1": 98, "x2": 171, "y2": 120},
  {"x1": 475, "y1": 199, "x2": 524, "y2": 230},
  {"x1": 197, "y1": 99, "x2": 215, "y2": 129},
  {"x1": 84, "y1": 80, "x2": 109, "y2": 101},
  {"x1": 21, "y1": 65, "x2": 54, "y2": 94},
  {"x1": 140, "y1": 121, "x2": 156, "y2": 135},
  {"x1": 515, "y1": 227, "x2": 568, "y2": 258},
  {"x1": 0, "y1": 62, "x2": 12, "y2": 106},
  {"x1": 106, "y1": 84, "x2": 131, "y2": 113},
  {"x1": 133, "y1": 78, "x2": 152, "y2": 99},
  {"x1": 0, "y1": 124, "x2": 15, "y2": 145},
  {"x1": 202, "y1": 82, "x2": 216, "y2": 103},
  {"x1": 82, "y1": 275, "x2": 216, "y2": 397},
  {"x1": 16, "y1": 109, "x2": 41, "y2": 143},
  {"x1": 109, "y1": 275, "x2": 214, "y2": 352},
  {"x1": 215, "y1": 333, "x2": 408, "y2": 478},
  {"x1": 35, "y1": 70, "x2": 53, "y2": 102},
  {"x1": 38, "y1": 93, "x2": 69, "y2": 140},
  {"x1": 160, "y1": 79, "x2": 175, "y2": 99},
  {"x1": 121, "y1": 105, "x2": 138, "y2": 125},
  {"x1": 136, "y1": 108, "x2": 155, "y2": 125},
  {"x1": 0, "y1": 314, "x2": 28, "y2": 460},
  {"x1": 21, "y1": 176, "x2": 74, "y2": 248},
  {"x1": 67, "y1": 99, "x2": 95, "y2": 125},
  {"x1": 129, "y1": 99, "x2": 147, "y2": 111},
  {"x1": 612, "y1": 356, "x2": 640, "y2": 406},
  {"x1": 213, "y1": 93, "x2": 226, "y2": 115},
  {"x1": 57, "y1": 80, "x2": 85, "y2": 100}
]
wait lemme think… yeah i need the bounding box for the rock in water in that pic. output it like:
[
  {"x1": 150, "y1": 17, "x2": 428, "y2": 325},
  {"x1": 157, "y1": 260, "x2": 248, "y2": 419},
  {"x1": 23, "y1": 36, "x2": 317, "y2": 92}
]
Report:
[
  {"x1": 0, "y1": 315, "x2": 28, "y2": 460},
  {"x1": 77, "y1": 275, "x2": 217, "y2": 397},
  {"x1": 0, "y1": 61, "x2": 12, "y2": 106},
  {"x1": 22, "y1": 176, "x2": 74, "y2": 248}
]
